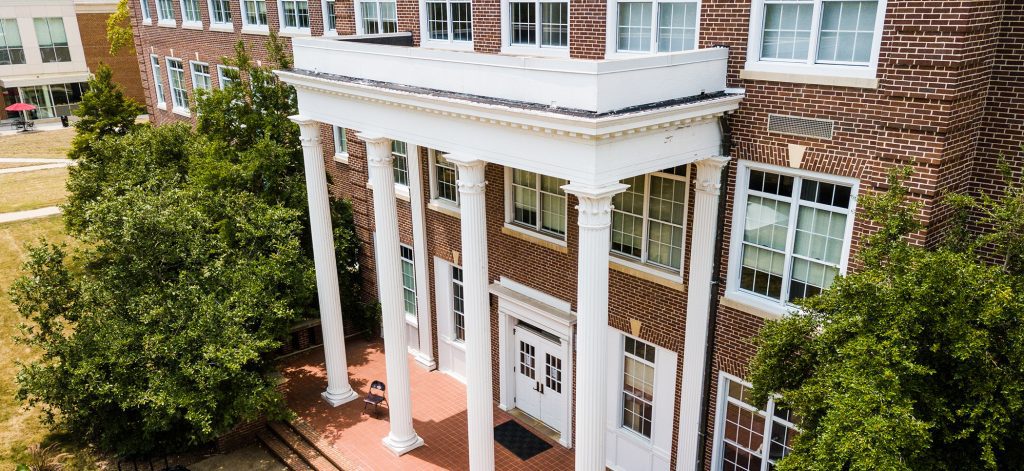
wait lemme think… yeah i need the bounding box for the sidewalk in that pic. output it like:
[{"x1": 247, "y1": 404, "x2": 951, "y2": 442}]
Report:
[{"x1": 0, "y1": 206, "x2": 62, "y2": 224}]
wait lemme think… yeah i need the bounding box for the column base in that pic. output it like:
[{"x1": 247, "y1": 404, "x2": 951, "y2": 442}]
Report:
[
  {"x1": 413, "y1": 351, "x2": 437, "y2": 370},
  {"x1": 322, "y1": 388, "x2": 359, "y2": 407},
  {"x1": 382, "y1": 433, "x2": 425, "y2": 456}
]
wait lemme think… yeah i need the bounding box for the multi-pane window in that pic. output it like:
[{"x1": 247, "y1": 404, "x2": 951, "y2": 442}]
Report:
[
  {"x1": 611, "y1": 165, "x2": 689, "y2": 271},
  {"x1": 151, "y1": 56, "x2": 166, "y2": 105},
  {"x1": 509, "y1": 1, "x2": 568, "y2": 48},
  {"x1": 157, "y1": 0, "x2": 175, "y2": 20},
  {"x1": 392, "y1": 140, "x2": 409, "y2": 186},
  {"x1": 452, "y1": 266, "x2": 464, "y2": 342},
  {"x1": 510, "y1": 169, "x2": 567, "y2": 237},
  {"x1": 358, "y1": 0, "x2": 398, "y2": 34},
  {"x1": 617, "y1": 0, "x2": 698, "y2": 53},
  {"x1": 622, "y1": 336, "x2": 656, "y2": 439},
  {"x1": 333, "y1": 126, "x2": 348, "y2": 155},
  {"x1": 400, "y1": 245, "x2": 416, "y2": 316},
  {"x1": 140, "y1": 0, "x2": 153, "y2": 20},
  {"x1": 217, "y1": 65, "x2": 238, "y2": 88},
  {"x1": 716, "y1": 376, "x2": 799, "y2": 471},
  {"x1": 180, "y1": 0, "x2": 201, "y2": 22},
  {"x1": 34, "y1": 18, "x2": 70, "y2": 63},
  {"x1": 759, "y1": 0, "x2": 879, "y2": 65},
  {"x1": 736, "y1": 167, "x2": 854, "y2": 304},
  {"x1": 324, "y1": 0, "x2": 337, "y2": 31},
  {"x1": 0, "y1": 19, "x2": 26, "y2": 65},
  {"x1": 280, "y1": 0, "x2": 310, "y2": 28},
  {"x1": 190, "y1": 62, "x2": 211, "y2": 92},
  {"x1": 243, "y1": 0, "x2": 269, "y2": 26},
  {"x1": 426, "y1": 0, "x2": 472, "y2": 42},
  {"x1": 166, "y1": 58, "x2": 188, "y2": 111},
  {"x1": 210, "y1": 0, "x2": 232, "y2": 24},
  {"x1": 432, "y1": 152, "x2": 458, "y2": 205}
]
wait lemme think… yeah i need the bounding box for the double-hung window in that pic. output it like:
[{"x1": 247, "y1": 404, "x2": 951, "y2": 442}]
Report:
[
  {"x1": 323, "y1": 0, "x2": 337, "y2": 32},
  {"x1": 217, "y1": 64, "x2": 238, "y2": 88},
  {"x1": 611, "y1": 165, "x2": 690, "y2": 272},
  {"x1": 391, "y1": 140, "x2": 410, "y2": 187},
  {"x1": 333, "y1": 126, "x2": 348, "y2": 157},
  {"x1": 730, "y1": 164, "x2": 856, "y2": 307},
  {"x1": 0, "y1": 19, "x2": 26, "y2": 65},
  {"x1": 508, "y1": 169, "x2": 567, "y2": 238},
  {"x1": 713, "y1": 375, "x2": 799, "y2": 471},
  {"x1": 209, "y1": 0, "x2": 232, "y2": 25},
  {"x1": 508, "y1": 0, "x2": 568, "y2": 48},
  {"x1": 426, "y1": 0, "x2": 472, "y2": 43},
  {"x1": 615, "y1": 0, "x2": 698, "y2": 53},
  {"x1": 242, "y1": 0, "x2": 269, "y2": 27},
  {"x1": 190, "y1": 62, "x2": 211, "y2": 92},
  {"x1": 166, "y1": 58, "x2": 189, "y2": 112},
  {"x1": 151, "y1": 55, "x2": 166, "y2": 106},
  {"x1": 140, "y1": 0, "x2": 153, "y2": 21},
  {"x1": 451, "y1": 265, "x2": 465, "y2": 342},
  {"x1": 357, "y1": 0, "x2": 398, "y2": 34},
  {"x1": 400, "y1": 245, "x2": 417, "y2": 318},
  {"x1": 431, "y1": 151, "x2": 459, "y2": 207},
  {"x1": 34, "y1": 18, "x2": 70, "y2": 63},
  {"x1": 157, "y1": 0, "x2": 176, "y2": 21},
  {"x1": 622, "y1": 336, "x2": 656, "y2": 439},
  {"x1": 180, "y1": 0, "x2": 202, "y2": 24},
  {"x1": 280, "y1": 0, "x2": 310, "y2": 29}
]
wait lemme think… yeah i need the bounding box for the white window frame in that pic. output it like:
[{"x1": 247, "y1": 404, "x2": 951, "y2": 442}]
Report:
[
  {"x1": 610, "y1": 166, "x2": 691, "y2": 277},
  {"x1": 332, "y1": 126, "x2": 348, "y2": 163},
  {"x1": 179, "y1": 0, "x2": 202, "y2": 27},
  {"x1": 165, "y1": 57, "x2": 190, "y2": 116},
  {"x1": 711, "y1": 373, "x2": 800, "y2": 471},
  {"x1": 140, "y1": 0, "x2": 153, "y2": 23},
  {"x1": 278, "y1": 0, "x2": 311, "y2": 33},
  {"x1": 391, "y1": 140, "x2": 412, "y2": 195},
  {"x1": 208, "y1": 0, "x2": 234, "y2": 30},
  {"x1": 419, "y1": 0, "x2": 474, "y2": 50},
  {"x1": 190, "y1": 61, "x2": 211, "y2": 92},
  {"x1": 354, "y1": 0, "x2": 399, "y2": 35},
  {"x1": 322, "y1": 0, "x2": 338, "y2": 34},
  {"x1": 620, "y1": 335, "x2": 656, "y2": 440},
  {"x1": 241, "y1": 0, "x2": 270, "y2": 32},
  {"x1": 499, "y1": 0, "x2": 570, "y2": 57},
  {"x1": 156, "y1": 0, "x2": 176, "y2": 25},
  {"x1": 604, "y1": 0, "x2": 701, "y2": 58},
  {"x1": 451, "y1": 264, "x2": 465, "y2": 343},
  {"x1": 150, "y1": 54, "x2": 166, "y2": 109},
  {"x1": 725, "y1": 161, "x2": 858, "y2": 318},
  {"x1": 400, "y1": 244, "x2": 417, "y2": 323},
  {"x1": 744, "y1": 0, "x2": 886, "y2": 84},
  {"x1": 503, "y1": 167, "x2": 568, "y2": 243},
  {"x1": 216, "y1": 64, "x2": 238, "y2": 88},
  {"x1": 427, "y1": 149, "x2": 460, "y2": 215}
]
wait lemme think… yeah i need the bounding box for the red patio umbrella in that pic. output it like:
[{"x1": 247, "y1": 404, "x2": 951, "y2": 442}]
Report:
[{"x1": 5, "y1": 102, "x2": 37, "y2": 131}]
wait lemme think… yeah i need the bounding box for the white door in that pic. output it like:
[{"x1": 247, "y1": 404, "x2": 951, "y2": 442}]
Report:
[{"x1": 514, "y1": 323, "x2": 567, "y2": 434}]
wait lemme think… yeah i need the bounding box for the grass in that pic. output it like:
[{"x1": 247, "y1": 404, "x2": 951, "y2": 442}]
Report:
[
  {"x1": 0, "y1": 128, "x2": 75, "y2": 157},
  {"x1": 0, "y1": 168, "x2": 69, "y2": 213}
]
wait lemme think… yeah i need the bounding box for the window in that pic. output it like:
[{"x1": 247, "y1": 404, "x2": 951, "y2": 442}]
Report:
[
  {"x1": 324, "y1": 0, "x2": 337, "y2": 32},
  {"x1": 209, "y1": 0, "x2": 232, "y2": 24},
  {"x1": 431, "y1": 151, "x2": 459, "y2": 206},
  {"x1": 611, "y1": 165, "x2": 689, "y2": 271},
  {"x1": 190, "y1": 62, "x2": 211, "y2": 93},
  {"x1": 180, "y1": 0, "x2": 201, "y2": 23},
  {"x1": 242, "y1": 0, "x2": 269, "y2": 26},
  {"x1": 392, "y1": 140, "x2": 410, "y2": 186},
  {"x1": 714, "y1": 375, "x2": 799, "y2": 471},
  {"x1": 616, "y1": 0, "x2": 698, "y2": 53},
  {"x1": 280, "y1": 0, "x2": 310, "y2": 29},
  {"x1": 151, "y1": 55, "x2": 166, "y2": 106},
  {"x1": 157, "y1": 0, "x2": 175, "y2": 21},
  {"x1": 426, "y1": 0, "x2": 472, "y2": 42},
  {"x1": 166, "y1": 58, "x2": 188, "y2": 111},
  {"x1": 508, "y1": 169, "x2": 567, "y2": 237},
  {"x1": 34, "y1": 18, "x2": 70, "y2": 63},
  {"x1": 15, "y1": 82, "x2": 87, "y2": 119},
  {"x1": 140, "y1": 0, "x2": 153, "y2": 21},
  {"x1": 452, "y1": 265, "x2": 464, "y2": 341},
  {"x1": 622, "y1": 336, "x2": 656, "y2": 439},
  {"x1": 358, "y1": 0, "x2": 398, "y2": 34},
  {"x1": 0, "y1": 19, "x2": 26, "y2": 65},
  {"x1": 217, "y1": 64, "x2": 238, "y2": 88},
  {"x1": 509, "y1": 0, "x2": 568, "y2": 48},
  {"x1": 400, "y1": 245, "x2": 417, "y2": 316},
  {"x1": 756, "y1": 0, "x2": 880, "y2": 65},
  {"x1": 731, "y1": 165, "x2": 856, "y2": 306},
  {"x1": 333, "y1": 126, "x2": 348, "y2": 155}
]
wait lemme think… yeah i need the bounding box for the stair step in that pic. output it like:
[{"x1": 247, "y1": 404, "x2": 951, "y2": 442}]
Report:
[
  {"x1": 269, "y1": 421, "x2": 340, "y2": 471},
  {"x1": 258, "y1": 430, "x2": 314, "y2": 471},
  {"x1": 291, "y1": 419, "x2": 363, "y2": 471}
]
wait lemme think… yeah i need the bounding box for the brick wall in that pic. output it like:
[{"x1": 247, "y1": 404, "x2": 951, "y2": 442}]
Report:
[{"x1": 77, "y1": 11, "x2": 147, "y2": 104}]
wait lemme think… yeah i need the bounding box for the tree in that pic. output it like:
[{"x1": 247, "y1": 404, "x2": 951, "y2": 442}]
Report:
[
  {"x1": 68, "y1": 64, "x2": 144, "y2": 162},
  {"x1": 105, "y1": 0, "x2": 133, "y2": 55},
  {"x1": 747, "y1": 167, "x2": 1024, "y2": 471}
]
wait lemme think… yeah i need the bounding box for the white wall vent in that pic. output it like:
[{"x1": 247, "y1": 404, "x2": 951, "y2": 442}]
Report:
[{"x1": 767, "y1": 114, "x2": 834, "y2": 139}]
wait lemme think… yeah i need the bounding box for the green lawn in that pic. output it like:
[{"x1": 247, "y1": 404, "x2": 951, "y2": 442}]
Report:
[
  {"x1": 0, "y1": 128, "x2": 75, "y2": 157},
  {"x1": 0, "y1": 168, "x2": 69, "y2": 213}
]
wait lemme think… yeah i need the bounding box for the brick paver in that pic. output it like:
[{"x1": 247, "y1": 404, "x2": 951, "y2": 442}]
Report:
[{"x1": 279, "y1": 340, "x2": 575, "y2": 471}]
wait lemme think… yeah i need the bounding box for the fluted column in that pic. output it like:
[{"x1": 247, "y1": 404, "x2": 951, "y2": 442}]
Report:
[
  {"x1": 562, "y1": 182, "x2": 629, "y2": 471},
  {"x1": 290, "y1": 116, "x2": 358, "y2": 407},
  {"x1": 445, "y1": 153, "x2": 495, "y2": 471},
  {"x1": 677, "y1": 156, "x2": 730, "y2": 471},
  {"x1": 360, "y1": 132, "x2": 425, "y2": 455}
]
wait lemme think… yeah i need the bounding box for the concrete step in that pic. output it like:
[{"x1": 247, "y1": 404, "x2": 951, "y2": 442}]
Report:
[
  {"x1": 269, "y1": 421, "x2": 341, "y2": 471},
  {"x1": 258, "y1": 430, "x2": 314, "y2": 471},
  {"x1": 290, "y1": 419, "x2": 362, "y2": 471}
]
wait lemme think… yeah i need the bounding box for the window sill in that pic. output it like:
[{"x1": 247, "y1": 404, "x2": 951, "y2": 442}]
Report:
[
  {"x1": 719, "y1": 291, "x2": 786, "y2": 320},
  {"x1": 421, "y1": 39, "x2": 475, "y2": 52},
  {"x1": 278, "y1": 28, "x2": 311, "y2": 37},
  {"x1": 181, "y1": 22, "x2": 203, "y2": 30},
  {"x1": 171, "y1": 107, "x2": 192, "y2": 118},
  {"x1": 332, "y1": 152, "x2": 349, "y2": 164},
  {"x1": 609, "y1": 257, "x2": 685, "y2": 291},
  {"x1": 427, "y1": 200, "x2": 460, "y2": 219},
  {"x1": 405, "y1": 313, "x2": 417, "y2": 327},
  {"x1": 500, "y1": 45, "x2": 570, "y2": 59},
  {"x1": 155, "y1": 102, "x2": 167, "y2": 110},
  {"x1": 740, "y1": 62, "x2": 879, "y2": 89},
  {"x1": 157, "y1": 19, "x2": 176, "y2": 27},
  {"x1": 365, "y1": 181, "x2": 411, "y2": 202},
  {"x1": 141, "y1": 19, "x2": 153, "y2": 26},
  {"x1": 209, "y1": 23, "x2": 234, "y2": 32},
  {"x1": 323, "y1": 30, "x2": 339, "y2": 37},
  {"x1": 501, "y1": 224, "x2": 568, "y2": 254},
  {"x1": 241, "y1": 25, "x2": 270, "y2": 35}
]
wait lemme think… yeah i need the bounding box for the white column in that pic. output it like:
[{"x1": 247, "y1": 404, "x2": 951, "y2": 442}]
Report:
[
  {"x1": 360, "y1": 132, "x2": 425, "y2": 455},
  {"x1": 445, "y1": 153, "x2": 495, "y2": 471},
  {"x1": 290, "y1": 116, "x2": 358, "y2": 407},
  {"x1": 408, "y1": 147, "x2": 436, "y2": 369},
  {"x1": 562, "y1": 182, "x2": 629, "y2": 471},
  {"x1": 677, "y1": 156, "x2": 730, "y2": 471}
]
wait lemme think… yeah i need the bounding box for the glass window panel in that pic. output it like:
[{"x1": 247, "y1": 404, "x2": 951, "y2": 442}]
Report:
[
  {"x1": 618, "y1": 2, "x2": 653, "y2": 52},
  {"x1": 622, "y1": 337, "x2": 655, "y2": 439},
  {"x1": 510, "y1": 2, "x2": 536, "y2": 45},
  {"x1": 657, "y1": 2, "x2": 697, "y2": 52},
  {"x1": 761, "y1": 2, "x2": 813, "y2": 60},
  {"x1": 0, "y1": 19, "x2": 25, "y2": 65},
  {"x1": 151, "y1": 56, "x2": 165, "y2": 104},
  {"x1": 434, "y1": 153, "x2": 458, "y2": 204},
  {"x1": 540, "y1": 2, "x2": 568, "y2": 47},
  {"x1": 244, "y1": 0, "x2": 269, "y2": 25},
  {"x1": 816, "y1": 1, "x2": 878, "y2": 63},
  {"x1": 325, "y1": 0, "x2": 337, "y2": 30},
  {"x1": 452, "y1": 266, "x2": 465, "y2": 341},
  {"x1": 392, "y1": 140, "x2": 409, "y2": 186},
  {"x1": 181, "y1": 0, "x2": 201, "y2": 22}
]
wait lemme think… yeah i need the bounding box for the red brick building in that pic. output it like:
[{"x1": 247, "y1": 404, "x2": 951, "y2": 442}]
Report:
[{"x1": 127, "y1": 0, "x2": 1023, "y2": 470}]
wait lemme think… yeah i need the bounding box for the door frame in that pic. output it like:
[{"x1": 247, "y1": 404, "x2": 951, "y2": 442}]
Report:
[{"x1": 492, "y1": 278, "x2": 575, "y2": 448}]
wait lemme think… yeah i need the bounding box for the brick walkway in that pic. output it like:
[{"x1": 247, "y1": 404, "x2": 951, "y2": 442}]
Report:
[{"x1": 279, "y1": 339, "x2": 575, "y2": 471}]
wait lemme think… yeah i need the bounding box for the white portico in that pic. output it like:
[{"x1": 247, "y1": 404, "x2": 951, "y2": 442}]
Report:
[{"x1": 280, "y1": 33, "x2": 740, "y2": 471}]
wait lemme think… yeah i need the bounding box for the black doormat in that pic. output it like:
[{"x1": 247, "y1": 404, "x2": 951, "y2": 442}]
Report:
[{"x1": 494, "y1": 420, "x2": 553, "y2": 461}]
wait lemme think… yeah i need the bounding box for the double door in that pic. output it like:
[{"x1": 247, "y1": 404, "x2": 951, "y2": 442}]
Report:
[{"x1": 514, "y1": 322, "x2": 566, "y2": 435}]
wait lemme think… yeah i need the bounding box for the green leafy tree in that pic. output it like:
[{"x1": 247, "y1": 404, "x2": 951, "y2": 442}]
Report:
[
  {"x1": 747, "y1": 167, "x2": 1024, "y2": 471},
  {"x1": 69, "y1": 63, "x2": 144, "y2": 162},
  {"x1": 105, "y1": 0, "x2": 133, "y2": 55}
]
